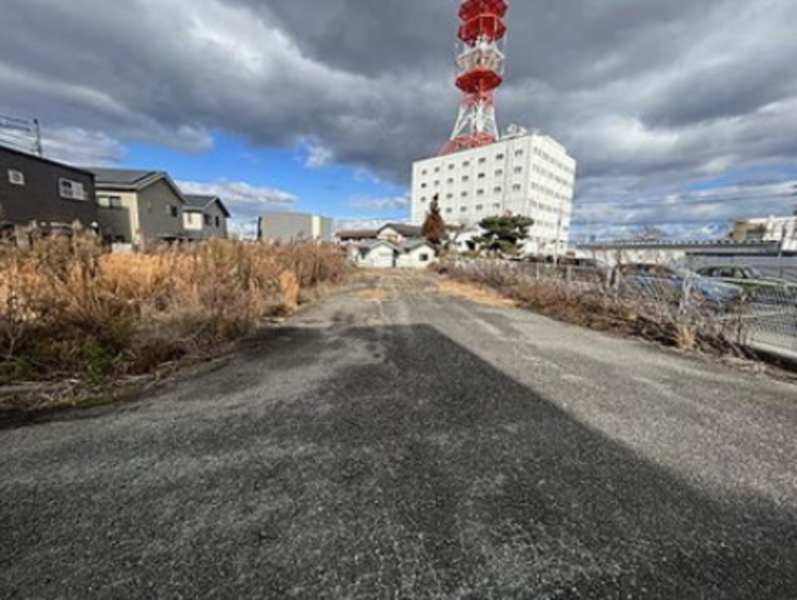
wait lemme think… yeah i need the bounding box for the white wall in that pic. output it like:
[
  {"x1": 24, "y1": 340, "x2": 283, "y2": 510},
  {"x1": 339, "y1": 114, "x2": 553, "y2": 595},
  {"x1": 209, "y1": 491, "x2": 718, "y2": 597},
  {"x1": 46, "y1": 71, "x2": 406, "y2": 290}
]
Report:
[{"x1": 397, "y1": 245, "x2": 436, "y2": 269}]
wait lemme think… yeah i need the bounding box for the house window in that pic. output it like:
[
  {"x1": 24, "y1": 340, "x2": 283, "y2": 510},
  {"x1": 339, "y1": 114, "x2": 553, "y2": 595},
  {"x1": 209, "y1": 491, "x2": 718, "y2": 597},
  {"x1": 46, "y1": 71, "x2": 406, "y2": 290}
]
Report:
[
  {"x1": 204, "y1": 214, "x2": 213, "y2": 226},
  {"x1": 165, "y1": 204, "x2": 179, "y2": 218},
  {"x1": 419, "y1": 253, "x2": 430, "y2": 263},
  {"x1": 97, "y1": 195, "x2": 123, "y2": 209},
  {"x1": 59, "y1": 178, "x2": 87, "y2": 201},
  {"x1": 215, "y1": 216, "x2": 221, "y2": 227},
  {"x1": 8, "y1": 170, "x2": 24, "y2": 186}
]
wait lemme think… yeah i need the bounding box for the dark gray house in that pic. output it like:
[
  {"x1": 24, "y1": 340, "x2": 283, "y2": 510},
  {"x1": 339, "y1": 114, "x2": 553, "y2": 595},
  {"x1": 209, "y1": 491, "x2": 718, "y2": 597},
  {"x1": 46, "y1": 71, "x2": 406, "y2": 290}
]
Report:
[
  {"x1": 183, "y1": 194, "x2": 231, "y2": 240},
  {"x1": 0, "y1": 144, "x2": 98, "y2": 233}
]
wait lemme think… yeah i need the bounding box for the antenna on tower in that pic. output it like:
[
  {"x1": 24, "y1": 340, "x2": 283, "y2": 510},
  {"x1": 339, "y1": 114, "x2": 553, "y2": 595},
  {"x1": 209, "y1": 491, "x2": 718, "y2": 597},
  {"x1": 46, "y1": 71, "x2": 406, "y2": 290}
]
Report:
[{"x1": 440, "y1": 0, "x2": 509, "y2": 156}]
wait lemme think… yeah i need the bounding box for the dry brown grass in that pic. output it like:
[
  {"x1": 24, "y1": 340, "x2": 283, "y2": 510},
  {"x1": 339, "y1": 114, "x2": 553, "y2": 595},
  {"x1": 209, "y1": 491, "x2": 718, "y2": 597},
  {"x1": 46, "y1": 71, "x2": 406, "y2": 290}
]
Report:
[
  {"x1": 0, "y1": 237, "x2": 348, "y2": 408},
  {"x1": 441, "y1": 260, "x2": 745, "y2": 355}
]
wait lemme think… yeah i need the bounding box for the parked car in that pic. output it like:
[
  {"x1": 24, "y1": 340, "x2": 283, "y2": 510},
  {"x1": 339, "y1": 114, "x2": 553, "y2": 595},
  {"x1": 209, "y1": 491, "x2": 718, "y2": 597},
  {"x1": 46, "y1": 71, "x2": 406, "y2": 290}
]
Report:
[
  {"x1": 617, "y1": 263, "x2": 744, "y2": 310},
  {"x1": 696, "y1": 265, "x2": 797, "y2": 303}
]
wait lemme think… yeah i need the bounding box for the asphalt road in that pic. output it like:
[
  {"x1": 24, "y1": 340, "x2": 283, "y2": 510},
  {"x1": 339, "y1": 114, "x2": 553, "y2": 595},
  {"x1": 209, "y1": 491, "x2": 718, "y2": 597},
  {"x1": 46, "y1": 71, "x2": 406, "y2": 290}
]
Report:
[{"x1": 2, "y1": 272, "x2": 797, "y2": 599}]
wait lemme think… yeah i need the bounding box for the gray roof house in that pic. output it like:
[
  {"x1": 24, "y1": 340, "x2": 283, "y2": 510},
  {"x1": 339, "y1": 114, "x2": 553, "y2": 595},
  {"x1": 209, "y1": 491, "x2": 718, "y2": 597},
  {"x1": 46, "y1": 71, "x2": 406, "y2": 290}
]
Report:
[
  {"x1": 89, "y1": 168, "x2": 188, "y2": 248},
  {"x1": 183, "y1": 194, "x2": 231, "y2": 240}
]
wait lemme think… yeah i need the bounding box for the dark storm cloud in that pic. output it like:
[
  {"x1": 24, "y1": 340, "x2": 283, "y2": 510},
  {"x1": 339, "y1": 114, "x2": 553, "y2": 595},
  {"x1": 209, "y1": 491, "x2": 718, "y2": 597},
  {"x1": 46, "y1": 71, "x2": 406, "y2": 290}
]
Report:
[{"x1": 0, "y1": 0, "x2": 795, "y2": 234}]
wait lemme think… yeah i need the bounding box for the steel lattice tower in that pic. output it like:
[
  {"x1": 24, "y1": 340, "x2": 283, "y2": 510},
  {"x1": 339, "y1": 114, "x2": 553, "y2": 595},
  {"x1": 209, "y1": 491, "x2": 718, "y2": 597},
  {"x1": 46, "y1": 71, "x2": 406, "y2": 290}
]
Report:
[{"x1": 440, "y1": 0, "x2": 509, "y2": 156}]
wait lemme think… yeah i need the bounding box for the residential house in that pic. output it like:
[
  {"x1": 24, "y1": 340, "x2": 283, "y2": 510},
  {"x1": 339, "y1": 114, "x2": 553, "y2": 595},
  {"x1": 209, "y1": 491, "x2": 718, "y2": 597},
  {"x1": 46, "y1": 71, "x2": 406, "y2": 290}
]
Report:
[
  {"x1": 183, "y1": 194, "x2": 231, "y2": 240},
  {"x1": 89, "y1": 168, "x2": 187, "y2": 248},
  {"x1": 259, "y1": 212, "x2": 334, "y2": 243},
  {"x1": 0, "y1": 144, "x2": 97, "y2": 236},
  {"x1": 355, "y1": 239, "x2": 437, "y2": 269},
  {"x1": 377, "y1": 223, "x2": 423, "y2": 245}
]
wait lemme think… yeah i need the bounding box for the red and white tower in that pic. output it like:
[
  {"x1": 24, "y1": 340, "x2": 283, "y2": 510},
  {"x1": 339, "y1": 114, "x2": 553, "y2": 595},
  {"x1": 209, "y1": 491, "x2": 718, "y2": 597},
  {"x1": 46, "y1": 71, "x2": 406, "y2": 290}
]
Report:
[{"x1": 441, "y1": 0, "x2": 509, "y2": 156}]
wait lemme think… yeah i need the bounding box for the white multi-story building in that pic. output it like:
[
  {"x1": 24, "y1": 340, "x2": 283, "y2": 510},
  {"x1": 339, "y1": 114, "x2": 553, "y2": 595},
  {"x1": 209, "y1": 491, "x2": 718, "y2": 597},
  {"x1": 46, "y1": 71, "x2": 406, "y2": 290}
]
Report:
[{"x1": 411, "y1": 130, "x2": 577, "y2": 255}]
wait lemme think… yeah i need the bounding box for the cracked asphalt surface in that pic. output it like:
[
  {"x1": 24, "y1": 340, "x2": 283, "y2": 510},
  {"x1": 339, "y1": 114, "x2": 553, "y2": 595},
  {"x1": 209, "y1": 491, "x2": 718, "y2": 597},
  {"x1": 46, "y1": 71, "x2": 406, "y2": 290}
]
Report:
[{"x1": 2, "y1": 272, "x2": 797, "y2": 599}]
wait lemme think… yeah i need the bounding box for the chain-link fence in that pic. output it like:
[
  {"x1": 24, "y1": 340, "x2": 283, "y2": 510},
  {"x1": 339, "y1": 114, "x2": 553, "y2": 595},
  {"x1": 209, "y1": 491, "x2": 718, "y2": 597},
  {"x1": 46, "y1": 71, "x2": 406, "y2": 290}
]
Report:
[{"x1": 449, "y1": 259, "x2": 797, "y2": 362}]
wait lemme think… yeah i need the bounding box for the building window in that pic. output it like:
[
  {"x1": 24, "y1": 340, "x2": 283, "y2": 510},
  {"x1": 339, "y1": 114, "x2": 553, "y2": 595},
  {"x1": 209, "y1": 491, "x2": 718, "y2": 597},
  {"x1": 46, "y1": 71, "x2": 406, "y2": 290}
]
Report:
[
  {"x1": 215, "y1": 216, "x2": 221, "y2": 227},
  {"x1": 204, "y1": 214, "x2": 213, "y2": 226},
  {"x1": 512, "y1": 184, "x2": 522, "y2": 192},
  {"x1": 477, "y1": 189, "x2": 485, "y2": 196},
  {"x1": 494, "y1": 187, "x2": 502, "y2": 193},
  {"x1": 8, "y1": 170, "x2": 25, "y2": 186},
  {"x1": 462, "y1": 175, "x2": 470, "y2": 182},
  {"x1": 461, "y1": 207, "x2": 468, "y2": 212},
  {"x1": 493, "y1": 203, "x2": 501, "y2": 209},
  {"x1": 434, "y1": 180, "x2": 440, "y2": 187},
  {"x1": 446, "y1": 193, "x2": 453, "y2": 199},
  {"x1": 496, "y1": 154, "x2": 505, "y2": 160},
  {"x1": 478, "y1": 173, "x2": 486, "y2": 179},
  {"x1": 446, "y1": 208, "x2": 453, "y2": 214},
  {"x1": 448, "y1": 164, "x2": 455, "y2": 170},
  {"x1": 515, "y1": 150, "x2": 524, "y2": 157},
  {"x1": 420, "y1": 196, "x2": 427, "y2": 203},
  {"x1": 59, "y1": 178, "x2": 87, "y2": 201},
  {"x1": 514, "y1": 167, "x2": 523, "y2": 174},
  {"x1": 476, "y1": 204, "x2": 484, "y2": 211},
  {"x1": 434, "y1": 167, "x2": 441, "y2": 173},
  {"x1": 421, "y1": 183, "x2": 427, "y2": 189},
  {"x1": 165, "y1": 204, "x2": 179, "y2": 218},
  {"x1": 461, "y1": 191, "x2": 468, "y2": 197},
  {"x1": 97, "y1": 195, "x2": 123, "y2": 209},
  {"x1": 447, "y1": 178, "x2": 454, "y2": 184},
  {"x1": 419, "y1": 253, "x2": 430, "y2": 262},
  {"x1": 463, "y1": 161, "x2": 470, "y2": 167},
  {"x1": 421, "y1": 170, "x2": 427, "y2": 176},
  {"x1": 478, "y1": 157, "x2": 486, "y2": 164},
  {"x1": 495, "y1": 170, "x2": 504, "y2": 177}
]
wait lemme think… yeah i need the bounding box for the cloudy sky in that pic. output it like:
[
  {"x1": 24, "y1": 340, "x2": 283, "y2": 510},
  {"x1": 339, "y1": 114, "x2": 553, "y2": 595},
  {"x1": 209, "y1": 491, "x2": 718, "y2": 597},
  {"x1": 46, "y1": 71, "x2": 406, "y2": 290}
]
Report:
[{"x1": 1, "y1": 0, "x2": 795, "y2": 239}]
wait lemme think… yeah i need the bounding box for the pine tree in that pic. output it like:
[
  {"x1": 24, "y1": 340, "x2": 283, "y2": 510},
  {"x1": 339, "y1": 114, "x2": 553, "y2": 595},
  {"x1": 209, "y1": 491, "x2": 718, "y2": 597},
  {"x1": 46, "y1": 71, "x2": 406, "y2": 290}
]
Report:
[{"x1": 475, "y1": 214, "x2": 534, "y2": 255}]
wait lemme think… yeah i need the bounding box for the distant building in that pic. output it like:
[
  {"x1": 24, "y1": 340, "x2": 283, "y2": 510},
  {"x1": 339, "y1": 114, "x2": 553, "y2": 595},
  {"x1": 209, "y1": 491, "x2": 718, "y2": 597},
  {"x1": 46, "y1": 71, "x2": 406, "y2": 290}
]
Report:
[
  {"x1": 0, "y1": 144, "x2": 97, "y2": 235},
  {"x1": 576, "y1": 239, "x2": 785, "y2": 267},
  {"x1": 731, "y1": 215, "x2": 797, "y2": 252},
  {"x1": 183, "y1": 194, "x2": 231, "y2": 240},
  {"x1": 89, "y1": 168, "x2": 187, "y2": 248},
  {"x1": 377, "y1": 223, "x2": 423, "y2": 245},
  {"x1": 355, "y1": 239, "x2": 437, "y2": 270},
  {"x1": 411, "y1": 130, "x2": 577, "y2": 256},
  {"x1": 258, "y1": 213, "x2": 333, "y2": 243},
  {"x1": 336, "y1": 229, "x2": 379, "y2": 244}
]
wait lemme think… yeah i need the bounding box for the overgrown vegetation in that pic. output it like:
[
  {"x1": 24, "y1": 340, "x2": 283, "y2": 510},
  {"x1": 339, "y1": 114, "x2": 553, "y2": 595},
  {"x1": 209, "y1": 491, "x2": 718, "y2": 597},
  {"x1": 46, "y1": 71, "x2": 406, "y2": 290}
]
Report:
[
  {"x1": 0, "y1": 237, "x2": 348, "y2": 411},
  {"x1": 474, "y1": 215, "x2": 535, "y2": 255},
  {"x1": 441, "y1": 260, "x2": 748, "y2": 356}
]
